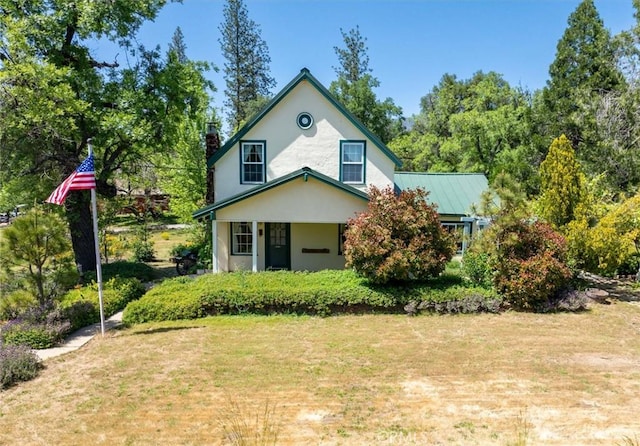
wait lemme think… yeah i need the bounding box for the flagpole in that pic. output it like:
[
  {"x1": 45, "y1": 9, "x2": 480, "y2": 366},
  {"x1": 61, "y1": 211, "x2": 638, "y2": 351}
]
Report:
[{"x1": 88, "y1": 140, "x2": 106, "y2": 336}]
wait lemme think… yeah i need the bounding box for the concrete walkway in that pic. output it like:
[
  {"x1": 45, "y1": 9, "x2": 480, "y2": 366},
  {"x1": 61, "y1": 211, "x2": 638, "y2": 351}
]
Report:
[{"x1": 35, "y1": 311, "x2": 124, "y2": 361}]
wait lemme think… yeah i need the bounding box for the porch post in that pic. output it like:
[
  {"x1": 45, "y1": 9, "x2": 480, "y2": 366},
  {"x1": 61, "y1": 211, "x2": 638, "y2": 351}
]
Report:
[
  {"x1": 252, "y1": 220, "x2": 258, "y2": 272},
  {"x1": 211, "y1": 216, "x2": 218, "y2": 273}
]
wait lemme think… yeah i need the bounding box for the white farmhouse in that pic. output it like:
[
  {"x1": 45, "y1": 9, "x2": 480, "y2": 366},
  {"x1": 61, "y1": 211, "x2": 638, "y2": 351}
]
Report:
[{"x1": 193, "y1": 68, "x2": 488, "y2": 272}]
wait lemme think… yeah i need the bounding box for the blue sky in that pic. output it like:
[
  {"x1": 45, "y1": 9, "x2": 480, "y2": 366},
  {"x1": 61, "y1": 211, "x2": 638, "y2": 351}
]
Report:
[{"x1": 94, "y1": 0, "x2": 635, "y2": 118}]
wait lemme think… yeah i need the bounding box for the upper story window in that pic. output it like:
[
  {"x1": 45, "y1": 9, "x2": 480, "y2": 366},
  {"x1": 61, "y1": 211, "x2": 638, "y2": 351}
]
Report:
[
  {"x1": 241, "y1": 141, "x2": 265, "y2": 184},
  {"x1": 340, "y1": 141, "x2": 365, "y2": 184}
]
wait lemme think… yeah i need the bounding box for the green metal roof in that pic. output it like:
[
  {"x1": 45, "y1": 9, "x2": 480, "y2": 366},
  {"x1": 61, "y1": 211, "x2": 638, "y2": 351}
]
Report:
[
  {"x1": 394, "y1": 172, "x2": 488, "y2": 216},
  {"x1": 192, "y1": 167, "x2": 369, "y2": 220},
  {"x1": 207, "y1": 68, "x2": 402, "y2": 169}
]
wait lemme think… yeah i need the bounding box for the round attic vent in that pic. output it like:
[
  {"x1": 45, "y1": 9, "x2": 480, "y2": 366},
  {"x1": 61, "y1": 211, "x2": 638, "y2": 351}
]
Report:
[{"x1": 297, "y1": 112, "x2": 314, "y2": 130}]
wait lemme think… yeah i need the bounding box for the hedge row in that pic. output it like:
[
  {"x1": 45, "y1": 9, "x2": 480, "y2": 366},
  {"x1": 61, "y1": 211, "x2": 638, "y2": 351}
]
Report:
[
  {"x1": 122, "y1": 270, "x2": 501, "y2": 324},
  {"x1": 59, "y1": 277, "x2": 146, "y2": 331},
  {"x1": 1, "y1": 277, "x2": 146, "y2": 350}
]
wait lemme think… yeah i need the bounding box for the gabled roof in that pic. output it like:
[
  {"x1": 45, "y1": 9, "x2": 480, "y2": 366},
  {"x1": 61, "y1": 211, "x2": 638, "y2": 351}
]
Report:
[
  {"x1": 394, "y1": 172, "x2": 488, "y2": 216},
  {"x1": 193, "y1": 167, "x2": 369, "y2": 220},
  {"x1": 207, "y1": 68, "x2": 402, "y2": 169}
]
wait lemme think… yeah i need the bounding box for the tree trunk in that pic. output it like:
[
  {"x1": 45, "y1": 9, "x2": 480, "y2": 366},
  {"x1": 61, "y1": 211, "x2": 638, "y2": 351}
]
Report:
[{"x1": 65, "y1": 191, "x2": 97, "y2": 273}]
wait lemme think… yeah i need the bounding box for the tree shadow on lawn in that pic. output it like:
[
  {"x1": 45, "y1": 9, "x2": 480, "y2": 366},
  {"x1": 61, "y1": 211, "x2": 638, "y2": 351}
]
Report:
[{"x1": 127, "y1": 326, "x2": 203, "y2": 336}]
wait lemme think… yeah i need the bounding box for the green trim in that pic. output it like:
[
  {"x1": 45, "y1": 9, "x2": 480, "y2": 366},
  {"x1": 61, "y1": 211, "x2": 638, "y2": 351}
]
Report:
[
  {"x1": 239, "y1": 140, "x2": 266, "y2": 184},
  {"x1": 339, "y1": 140, "x2": 366, "y2": 185},
  {"x1": 207, "y1": 68, "x2": 402, "y2": 169},
  {"x1": 265, "y1": 223, "x2": 291, "y2": 270},
  {"x1": 192, "y1": 166, "x2": 369, "y2": 220}
]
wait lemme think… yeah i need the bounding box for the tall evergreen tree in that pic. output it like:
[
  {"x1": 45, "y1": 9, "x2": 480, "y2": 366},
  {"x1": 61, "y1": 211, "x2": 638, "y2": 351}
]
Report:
[
  {"x1": 219, "y1": 0, "x2": 275, "y2": 131},
  {"x1": 333, "y1": 26, "x2": 371, "y2": 82},
  {"x1": 538, "y1": 135, "x2": 585, "y2": 229},
  {"x1": 169, "y1": 26, "x2": 188, "y2": 64},
  {"x1": 329, "y1": 27, "x2": 404, "y2": 144},
  {"x1": 540, "y1": 0, "x2": 624, "y2": 170}
]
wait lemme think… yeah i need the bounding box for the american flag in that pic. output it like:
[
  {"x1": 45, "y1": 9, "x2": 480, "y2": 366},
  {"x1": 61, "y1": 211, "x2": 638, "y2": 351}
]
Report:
[{"x1": 45, "y1": 154, "x2": 97, "y2": 205}]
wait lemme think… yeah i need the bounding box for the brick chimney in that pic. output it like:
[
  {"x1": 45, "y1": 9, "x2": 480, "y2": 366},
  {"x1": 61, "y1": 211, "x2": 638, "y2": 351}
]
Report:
[{"x1": 205, "y1": 122, "x2": 219, "y2": 205}]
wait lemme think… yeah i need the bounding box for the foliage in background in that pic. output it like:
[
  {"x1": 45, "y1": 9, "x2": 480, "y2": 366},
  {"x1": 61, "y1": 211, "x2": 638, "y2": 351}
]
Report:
[
  {"x1": 122, "y1": 270, "x2": 500, "y2": 324},
  {"x1": 0, "y1": 0, "x2": 213, "y2": 272},
  {"x1": 580, "y1": 193, "x2": 640, "y2": 276},
  {"x1": 461, "y1": 251, "x2": 494, "y2": 289},
  {"x1": 330, "y1": 27, "x2": 404, "y2": 144},
  {"x1": 155, "y1": 27, "x2": 217, "y2": 223},
  {"x1": 344, "y1": 186, "x2": 455, "y2": 284},
  {"x1": 391, "y1": 71, "x2": 536, "y2": 192},
  {"x1": 83, "y1": 261, "x2": 156, "y2": 283},
  {"x1": 0, "y1": 208, "x2": 78, "y2": 305},
  {"x1": 97, "y1": 197, "x2": 127, "y2": 263},
  {"x1": 539, "y1": 0, "x2": 625, "y2": 179},
  {"x1": 537, "y1": 135, "x2": 586, "y2": 229},
  {"x1": 219, "y1": 0, "x2": 275, "y2": 131},
  {"x1": 130, "y1": 223, "x2": 155, "y2": 263}
]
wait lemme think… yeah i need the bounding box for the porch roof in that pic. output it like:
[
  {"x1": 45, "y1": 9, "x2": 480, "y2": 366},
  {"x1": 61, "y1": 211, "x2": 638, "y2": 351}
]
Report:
[{"x1": 192, "y1": 167, "x2": 369, "y2": 220}]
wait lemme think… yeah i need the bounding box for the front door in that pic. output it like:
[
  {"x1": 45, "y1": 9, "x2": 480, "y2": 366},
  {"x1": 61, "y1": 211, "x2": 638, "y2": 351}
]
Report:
[{"x1": 265, "y1": 223, "x2": 291, "y2": 270}]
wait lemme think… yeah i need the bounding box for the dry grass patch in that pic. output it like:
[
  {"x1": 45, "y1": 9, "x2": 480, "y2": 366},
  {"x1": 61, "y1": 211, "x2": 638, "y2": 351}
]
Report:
[{"x1": 1, "y1": 303, "x2": 640, "y2": 445}]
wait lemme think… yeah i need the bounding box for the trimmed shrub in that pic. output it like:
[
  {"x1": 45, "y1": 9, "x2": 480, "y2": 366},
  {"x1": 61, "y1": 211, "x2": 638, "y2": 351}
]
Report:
[
  {"x1": 60, "y1": 277, "x2": 146, "y2": 331},
  {"x1": 0, "y1": 343, "x2": 42, "y2": 390},
  {"x1": 123, "y1": 270, "x2": 501, "y2": 324},
  {"x1": 0, "y1": 305, "x2": 70, "y2": 349},
  {"x1": 1, "y1": 321, "x2": 66, "y2": 349}
]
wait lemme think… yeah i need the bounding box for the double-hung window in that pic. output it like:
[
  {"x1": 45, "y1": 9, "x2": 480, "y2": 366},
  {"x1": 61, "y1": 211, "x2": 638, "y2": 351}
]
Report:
[
  {"x1": 231, "y1": 222, "x2": 253, "y2": 255},
  {"x1": 241, "y1": 141, "x2": 265, "y2": 184},
  {"x1": 340, "y1": 141, "x2": 365, "y2": 184}
]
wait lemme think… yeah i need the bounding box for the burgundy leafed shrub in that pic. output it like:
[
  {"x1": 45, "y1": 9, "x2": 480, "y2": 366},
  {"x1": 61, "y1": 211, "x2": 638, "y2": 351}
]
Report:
[
  {"x1": 344, "y1": 186, "x2": 455, "y2": 284},
  {"x1": 492, "y1": 221, "x2": 572, "y2": 310}
]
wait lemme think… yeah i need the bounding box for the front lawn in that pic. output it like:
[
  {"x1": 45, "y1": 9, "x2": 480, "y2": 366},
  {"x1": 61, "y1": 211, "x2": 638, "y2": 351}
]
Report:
[{"x1": 1, "y1": 303, "x2": 639, "y2": 444}]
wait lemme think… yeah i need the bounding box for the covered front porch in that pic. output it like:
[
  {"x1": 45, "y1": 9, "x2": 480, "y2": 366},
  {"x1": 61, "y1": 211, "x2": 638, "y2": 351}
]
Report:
[
  {"x1": 210, "y1": 221, "x2": 348, "y2": 272},
  {"x1": 193, "y1": 167, "x2": 370, "y2": 272}
]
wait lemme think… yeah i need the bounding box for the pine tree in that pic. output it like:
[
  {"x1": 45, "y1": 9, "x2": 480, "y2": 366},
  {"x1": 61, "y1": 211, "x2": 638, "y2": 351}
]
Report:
[
  {"x1": 541, "y1": 0, "x2": 624, "y2": 164},
  {"x1": 333, "y1": 26, "x2": 371, "y2": 82},
  {"x1": 219, "y1": 0, "x2": 275, "y2": 131},
  {"x1": 538, "y1": 135, "x2": 585, "y2": 229},
  {"x1": 169, "y1": 27, "x2": 188, "y2": 64},
  {"x1": 329, "y1": 27, "x2": 403, "y2": 144}
]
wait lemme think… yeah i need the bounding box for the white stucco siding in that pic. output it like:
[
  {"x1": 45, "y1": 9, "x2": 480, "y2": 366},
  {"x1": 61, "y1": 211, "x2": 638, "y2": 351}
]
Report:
[
  {"x1": 213, "y1": 79, "x2": 396, "y2": 202},
  {"x1": 291, "y1": 223, "x2": 345, "y2": 271},
  {"x1": 214, "y1": 221, "x2": 266, "y2": 272},
  {"x1": 215, "y1": 176, "x2": 367, "y2": 223}
]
